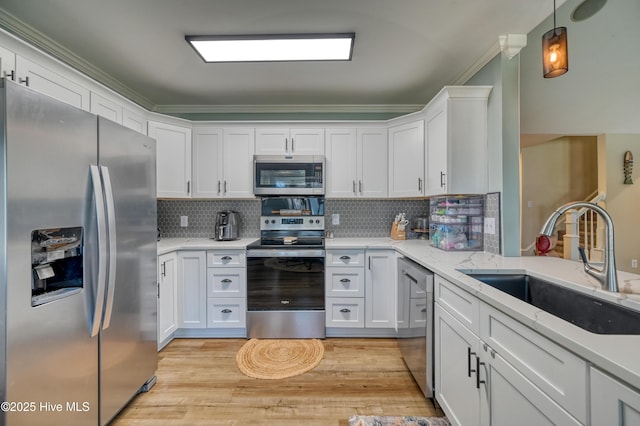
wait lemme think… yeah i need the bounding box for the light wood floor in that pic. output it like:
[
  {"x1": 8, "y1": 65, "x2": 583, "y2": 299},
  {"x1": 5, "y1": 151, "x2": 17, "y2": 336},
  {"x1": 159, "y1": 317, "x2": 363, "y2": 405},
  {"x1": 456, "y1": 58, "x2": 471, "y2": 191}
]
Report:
[{"x1": 111, "y1": 338, "x2": 443, "y2": 425}]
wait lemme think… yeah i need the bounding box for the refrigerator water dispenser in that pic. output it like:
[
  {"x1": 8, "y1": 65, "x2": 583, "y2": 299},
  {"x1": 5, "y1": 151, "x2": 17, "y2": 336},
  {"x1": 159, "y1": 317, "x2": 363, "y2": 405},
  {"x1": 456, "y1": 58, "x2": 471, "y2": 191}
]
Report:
[{"x1": 31, "y1": 227, "x2": 84, "y2": 306}]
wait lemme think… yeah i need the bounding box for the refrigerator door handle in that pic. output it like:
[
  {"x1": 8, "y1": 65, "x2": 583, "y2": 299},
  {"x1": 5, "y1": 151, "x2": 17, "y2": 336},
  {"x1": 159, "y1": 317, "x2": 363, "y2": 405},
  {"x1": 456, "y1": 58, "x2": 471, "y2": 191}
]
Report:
[
  {"x1": 90, "y1": 165, "x2": 108, "y2": 337},
  {"x1": 101, "y1": 165, "x2": 117, "y2": 329}
]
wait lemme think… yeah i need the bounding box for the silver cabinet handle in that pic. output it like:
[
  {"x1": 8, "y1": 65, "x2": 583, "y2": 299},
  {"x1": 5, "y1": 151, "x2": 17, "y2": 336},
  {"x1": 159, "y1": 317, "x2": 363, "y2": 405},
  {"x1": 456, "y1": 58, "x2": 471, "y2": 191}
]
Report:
[
  {"x1": 223, "y1": 180, "x2": 227, "y2": 194},
  {"x1": 359, "y1": 180, "x2": 362, "y2": 194},
  {"x1": 161, "y1": 262, "x2": 166, "y2": 277},
  {"x1": 221, "y1": 256, "x2": 232, "y2": 261},
  {"x1": 418, "y1": 177, "x2": 423, "y2": 191},
  {"x1": 440, "y1": 171, "x2": 446, "y2": 188},
  {"x1": 421, "y1": 308, "x2": 427, "y2": 313},
  {"x1": 476, "y1": 356, "x2": 486, "y2": 389},
  {"x1": 285, "y1": 138, "x2": 288, "y2": 152},
  {"x1": 19, "y1": 76, "x2": 29, "y2": 86},
  {"x1": 3, "y1": 70, "x2": 15, "y2": 81},
  {"x1": 221, "y1": 309, "x2": 232, "y2": 314},
  {"x1": 291, "y1": 138, "x2": 295, "y2": 152},
  {"x1": 352, "y1": 180, "x2": 356, "y2": 194},
  {"x1": 339, "y1": 308, "x2": 351, "y2": 313},
  {"x1": 217, "y1": 180, "x2": 221, "y2": 194},
  {"x1": 221, "y1": 278, "x2": 232, "y2": 283},
  {"x1": 468, "y1": 347, "x2": 475, "y2": 378},
  {"x1": 368, "y1": 256, "x2": 371, "y2": 270},
  {"x1": 339, "y1": 278, "x2": 351, "y2": 283},
  {"x1": 339, "y1": 256, "x2": 351, "y2": 261},
  {"x1": 186, "y1": 180, "x2": 190, "y2": 194}
]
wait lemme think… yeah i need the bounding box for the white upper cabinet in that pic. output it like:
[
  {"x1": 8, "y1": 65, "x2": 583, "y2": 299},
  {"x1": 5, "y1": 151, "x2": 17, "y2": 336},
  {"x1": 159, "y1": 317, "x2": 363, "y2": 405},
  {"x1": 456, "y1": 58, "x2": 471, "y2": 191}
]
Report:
[
  {"x1": 255, "y1": 127, "x2": 324, "y2": 155},
  {"x1": 149, "y1": 120, "x2": 192, "y2": 198},
  {"x1": 122, "y1": 107, "x2": 147, "y2": 135},
  {"x1": 325, "y1": 127, "x2": 387, "y2": 198},
  {"x1": 15, "y1": 55, "x2": 90, "y2": 111},
  {"x1": 388, "y1": 120, "x2": 424, "y2": 198},
  {"x1": 90, "y1": 92, "x2": 122, "y2": 124},
  {"x1": 0, "y1": 45, "x2": 16, "y2": 80},
  {"x1": 425, "y1": 86, "x2": 492, "y2": 196},
  {"x1": 192, "y1": 126, "x2": 255, "y2": 199},
  {"x1": 222, "y1": 128, "x2": 255, "y2": 198}
]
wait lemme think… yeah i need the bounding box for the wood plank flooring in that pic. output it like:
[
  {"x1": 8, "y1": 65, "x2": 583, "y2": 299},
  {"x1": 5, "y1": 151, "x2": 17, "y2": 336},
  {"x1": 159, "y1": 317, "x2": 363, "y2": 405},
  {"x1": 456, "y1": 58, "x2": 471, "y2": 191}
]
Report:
[{"x1": 111, "y1": 338, "x2": 442, "y2": 425}]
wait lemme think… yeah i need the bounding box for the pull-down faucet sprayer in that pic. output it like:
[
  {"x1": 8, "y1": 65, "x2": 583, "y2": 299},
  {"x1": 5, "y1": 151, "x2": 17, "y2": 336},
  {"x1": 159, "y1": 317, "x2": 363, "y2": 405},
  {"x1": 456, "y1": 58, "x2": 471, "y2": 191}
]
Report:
[{"x1": 540, "y1": 202, "x2": 618, "y2": 292}]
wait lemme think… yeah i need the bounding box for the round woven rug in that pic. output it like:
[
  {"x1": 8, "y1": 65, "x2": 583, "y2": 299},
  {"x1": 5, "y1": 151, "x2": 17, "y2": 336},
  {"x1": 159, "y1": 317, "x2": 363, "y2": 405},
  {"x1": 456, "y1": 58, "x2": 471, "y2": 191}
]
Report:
[{"x1": 236, "y1": 338, "x2": 324, "y2": 380}]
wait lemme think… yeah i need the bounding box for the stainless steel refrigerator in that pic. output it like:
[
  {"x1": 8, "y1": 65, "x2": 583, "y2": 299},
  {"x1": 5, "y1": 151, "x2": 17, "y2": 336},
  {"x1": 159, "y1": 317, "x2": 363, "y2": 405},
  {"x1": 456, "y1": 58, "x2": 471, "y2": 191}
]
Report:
[{"x1": 0, "y1": 80, "x2": 158, "y2": 425}]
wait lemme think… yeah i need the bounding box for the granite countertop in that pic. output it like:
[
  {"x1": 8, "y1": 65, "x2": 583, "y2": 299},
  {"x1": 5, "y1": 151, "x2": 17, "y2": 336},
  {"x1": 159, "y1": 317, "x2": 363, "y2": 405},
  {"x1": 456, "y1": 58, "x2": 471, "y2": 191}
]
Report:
[{"x1": 157, "y1": 236, "x2": 640, "y2": 390}]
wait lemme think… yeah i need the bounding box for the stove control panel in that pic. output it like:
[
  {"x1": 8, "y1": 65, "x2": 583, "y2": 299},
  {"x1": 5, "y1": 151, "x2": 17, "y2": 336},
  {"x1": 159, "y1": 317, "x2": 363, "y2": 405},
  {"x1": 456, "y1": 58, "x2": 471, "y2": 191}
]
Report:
[{"x1": 260, "y1": 216, "x2": 325, "y2": 231}]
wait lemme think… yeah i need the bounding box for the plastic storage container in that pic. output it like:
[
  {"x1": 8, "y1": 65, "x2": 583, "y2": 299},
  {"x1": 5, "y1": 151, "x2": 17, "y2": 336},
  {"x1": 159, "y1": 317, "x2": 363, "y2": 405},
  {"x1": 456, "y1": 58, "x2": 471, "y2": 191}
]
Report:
[{"x1": 429, "y1": 195, "x2": 484, "y2": 251}]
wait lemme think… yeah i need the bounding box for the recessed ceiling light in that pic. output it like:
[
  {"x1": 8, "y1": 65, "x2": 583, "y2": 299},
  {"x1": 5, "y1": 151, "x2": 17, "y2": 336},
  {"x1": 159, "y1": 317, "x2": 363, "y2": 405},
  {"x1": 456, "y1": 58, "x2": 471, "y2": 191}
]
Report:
[{"x1": 185, "y1": 33, "x2": 355, "y2": 63}]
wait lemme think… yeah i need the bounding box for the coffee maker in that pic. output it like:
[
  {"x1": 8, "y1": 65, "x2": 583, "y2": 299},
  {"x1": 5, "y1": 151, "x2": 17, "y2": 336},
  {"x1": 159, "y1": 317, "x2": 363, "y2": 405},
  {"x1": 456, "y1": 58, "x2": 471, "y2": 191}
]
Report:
[{"x1": 214, "y1": 211, "x2": 240, "y2": 241}]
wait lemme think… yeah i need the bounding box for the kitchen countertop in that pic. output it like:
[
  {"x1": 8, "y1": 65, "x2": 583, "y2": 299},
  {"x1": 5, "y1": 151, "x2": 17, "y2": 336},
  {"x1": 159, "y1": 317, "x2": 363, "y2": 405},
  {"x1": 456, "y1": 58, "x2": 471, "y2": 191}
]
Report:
[{"x1": 157, "y1": 237, "x2": 640, "y2": 390}]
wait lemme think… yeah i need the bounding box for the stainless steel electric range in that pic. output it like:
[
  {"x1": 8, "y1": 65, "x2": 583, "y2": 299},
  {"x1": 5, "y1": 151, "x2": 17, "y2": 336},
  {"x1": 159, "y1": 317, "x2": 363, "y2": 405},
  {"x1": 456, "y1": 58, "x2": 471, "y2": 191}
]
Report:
[{"x1": 246, "y1": 196, "x2": 326, "y2": 338}]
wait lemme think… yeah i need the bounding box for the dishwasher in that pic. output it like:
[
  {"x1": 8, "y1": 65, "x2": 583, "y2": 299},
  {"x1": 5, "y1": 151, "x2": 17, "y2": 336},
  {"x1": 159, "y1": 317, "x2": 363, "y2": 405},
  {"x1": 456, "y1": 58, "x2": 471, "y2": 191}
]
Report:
[{"x1": 397, "y1": 257, "x2": 434, "y2": 398}]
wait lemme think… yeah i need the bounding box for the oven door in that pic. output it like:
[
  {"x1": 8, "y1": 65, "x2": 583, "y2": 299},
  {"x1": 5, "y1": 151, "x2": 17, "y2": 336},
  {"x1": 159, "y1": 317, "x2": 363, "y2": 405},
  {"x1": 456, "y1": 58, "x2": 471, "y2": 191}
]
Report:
[
  {"x1": 246, "y1": 249, "x2": 325, "y2": 311},
  {"x1": 253, "y1": 155, "x2": 324, "y2": 195},
  {"x1": 246, "y1": 248, "x2": 326, "y2": 338}
]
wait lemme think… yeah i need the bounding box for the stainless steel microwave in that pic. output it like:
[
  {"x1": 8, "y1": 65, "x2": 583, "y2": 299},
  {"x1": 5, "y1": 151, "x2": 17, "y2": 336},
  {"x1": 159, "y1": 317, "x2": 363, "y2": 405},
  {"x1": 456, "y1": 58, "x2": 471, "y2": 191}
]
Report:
[{"x1": 253, "y1": 155, "x2": 325, "y2": 195}]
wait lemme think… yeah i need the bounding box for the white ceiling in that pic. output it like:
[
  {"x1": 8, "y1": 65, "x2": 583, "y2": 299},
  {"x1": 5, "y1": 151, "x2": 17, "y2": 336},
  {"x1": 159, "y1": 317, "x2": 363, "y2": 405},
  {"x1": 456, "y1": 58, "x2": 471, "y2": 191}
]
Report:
[{"x1": 0, "y1": 0, "x2": 558, "y2": 114}]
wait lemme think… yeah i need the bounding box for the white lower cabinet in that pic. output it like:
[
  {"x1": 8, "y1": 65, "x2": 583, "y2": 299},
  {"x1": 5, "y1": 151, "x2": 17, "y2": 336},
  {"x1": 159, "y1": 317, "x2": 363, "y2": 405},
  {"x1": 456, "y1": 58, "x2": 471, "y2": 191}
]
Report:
[
  {"x1": 325, "y1": 249, "x2": 395, "y2": 333},
  {"x1": 206, "y1": 250, "x2": 247, "y2": 329},
  {"x1": 591, "y1": 367, "x2": 640, "y2": 425},
  {"x1": 157, "y1": 252, "x2": 178, "y2": 349},
  {"x1": 177, "y1": 251, "x2": 207, "y2": 328},
  {"x1": 435, "y1": 275, "x2": 586, "y2": 426}
]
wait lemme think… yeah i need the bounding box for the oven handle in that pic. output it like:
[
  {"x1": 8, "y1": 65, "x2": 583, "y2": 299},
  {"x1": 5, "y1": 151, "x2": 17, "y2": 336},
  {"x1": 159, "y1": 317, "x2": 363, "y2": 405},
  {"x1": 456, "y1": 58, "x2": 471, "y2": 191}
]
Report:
[{"x1": 247, "y1": 249, "x2": 325, "y2": 258}]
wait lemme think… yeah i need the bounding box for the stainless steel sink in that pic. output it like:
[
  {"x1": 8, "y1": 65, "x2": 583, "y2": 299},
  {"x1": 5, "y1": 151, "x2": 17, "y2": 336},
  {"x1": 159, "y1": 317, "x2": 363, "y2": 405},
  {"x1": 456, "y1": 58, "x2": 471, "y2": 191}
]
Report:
[{"x1": 466, "y1": 273, "x2": 640, "y2": 335}]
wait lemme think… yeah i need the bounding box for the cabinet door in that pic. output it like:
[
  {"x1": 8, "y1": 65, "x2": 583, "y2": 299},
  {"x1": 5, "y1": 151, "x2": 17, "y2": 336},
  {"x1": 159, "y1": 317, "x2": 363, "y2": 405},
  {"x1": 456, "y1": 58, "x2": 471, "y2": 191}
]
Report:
[
  {"x1": 122, "y1": 107, "x2": 147, "y2": 135},
  {"x1": 365, "y1": 250, "x2": 396, "y2": 328},
  {"x1": 149, "y1": 120, "x2": 192, "y2": 198},
  {"x1": 434, "y1": 303, "x2": 481, "y2": 426},
  {"x1": 388, "y1": 120, "x2": 424, "y2": 198},
  {"x1": 325, "y1": 128, "x2": 358, "y2": 198},
  {"x1": 192, "y1": 127, "x2": 223, "y2": 198},
  {"x1": 177, "y1": 251, "x2": 207, "y2": 328},
  {"x1": 425, "y1": 101, "x2": 448, "y2": 196},
  {"x1": 16, "y1": 55, "x2": 90, "y2": 110},
  {"x1": 0, "y1": 45, "x2": 16, "y2": 80},
  {"x1": 222, "y1": 128, "x2": 255, "y2": 198},
  {"x1": 255, "y1": 128, "x2": 289, "y2": 154},
  {"x1": 358, "y1": 128, "x2": 388, "y2": 198},
  {"x1": 158, "y1": 253, "x2": 178, "y2": 346},
  {"x1": 591, "y1": 367, "x2": 640, "y2": 426},
  {"x1": 289, "y1": 128, "x2": 324, "y2": 155},
  {"x1": 484, "y1": 349, "x2": 582, "y2": 426},
  {"x1": 90, "y1": 92, "x2": 123, "y2": 124}
]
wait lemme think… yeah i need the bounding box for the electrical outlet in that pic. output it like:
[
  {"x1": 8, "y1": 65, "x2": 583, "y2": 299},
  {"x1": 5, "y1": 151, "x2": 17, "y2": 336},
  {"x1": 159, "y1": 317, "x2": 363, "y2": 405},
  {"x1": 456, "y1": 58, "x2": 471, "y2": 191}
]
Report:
[
  {"x1": 332, "y1": 214, "x2": 340, "y2": 225},
  {"x1": 484, "y1": 217, "x2": 496, "y2": 235},
  {"x1": 632, "y1": 259, "x2": 638, "y2": 269},
  {"x1": 180, "y1": 216, "x2": 188, "y2": 227}
]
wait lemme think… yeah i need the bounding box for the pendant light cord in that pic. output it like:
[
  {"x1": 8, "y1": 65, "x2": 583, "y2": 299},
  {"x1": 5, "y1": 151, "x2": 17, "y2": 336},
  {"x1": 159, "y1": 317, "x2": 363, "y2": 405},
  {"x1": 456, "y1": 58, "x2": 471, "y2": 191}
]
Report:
[{"x1": 553, "y1": 0, "x2": 557, "y2": 28}]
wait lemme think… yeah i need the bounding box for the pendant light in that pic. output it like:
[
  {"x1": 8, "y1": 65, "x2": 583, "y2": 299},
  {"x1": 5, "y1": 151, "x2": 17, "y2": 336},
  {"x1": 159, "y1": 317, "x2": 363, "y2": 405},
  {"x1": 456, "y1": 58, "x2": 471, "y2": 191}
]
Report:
[{"x1": 542, "y1": 0, "x2": 568, "y2": 78}]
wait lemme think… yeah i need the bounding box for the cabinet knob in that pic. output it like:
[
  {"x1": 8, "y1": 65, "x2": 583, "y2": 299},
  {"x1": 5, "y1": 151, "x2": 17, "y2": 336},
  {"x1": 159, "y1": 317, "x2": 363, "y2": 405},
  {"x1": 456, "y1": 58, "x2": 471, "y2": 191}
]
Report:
[
  {"x1": 339, "y1": 308, "x2": 351, "y2": 313},
  {"x1": 221, "y1": 309, "x2": 232, "y2": 314}
]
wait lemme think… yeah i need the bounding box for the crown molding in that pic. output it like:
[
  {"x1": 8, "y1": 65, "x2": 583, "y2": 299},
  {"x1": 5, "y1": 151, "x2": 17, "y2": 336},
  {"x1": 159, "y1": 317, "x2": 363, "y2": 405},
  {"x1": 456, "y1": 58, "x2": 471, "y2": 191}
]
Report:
[
  {"x1": 452, "y1": 40, "x2": 501, "y2": 85},
  {"x1": 153, "y1": 103, "x2": 424, "y2": 114},
  {"x1": 0, "y1": 9, "x2": 156, "y2": 110}
]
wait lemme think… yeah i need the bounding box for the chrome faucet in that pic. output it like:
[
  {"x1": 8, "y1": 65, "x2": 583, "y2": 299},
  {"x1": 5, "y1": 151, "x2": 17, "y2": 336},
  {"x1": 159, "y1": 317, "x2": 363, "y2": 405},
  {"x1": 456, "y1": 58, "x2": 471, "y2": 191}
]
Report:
[{"x1": 540, "y1": 202, "x2": 618, "y2": 292}]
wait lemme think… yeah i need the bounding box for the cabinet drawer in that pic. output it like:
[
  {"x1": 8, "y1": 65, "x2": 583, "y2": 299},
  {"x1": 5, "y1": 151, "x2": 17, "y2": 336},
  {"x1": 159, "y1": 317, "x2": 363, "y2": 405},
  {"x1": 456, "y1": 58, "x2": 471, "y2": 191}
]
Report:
[
  {"x1": 481, "y1": 303, "x2": 588, "y2": 424},
  {"x1": 207, "y1": 251, "x2": 246, "y2": 267},
  {"x1": 326, "y1": 298, "x2": 365, "y2": 328},
  {"x1": 325, "y1": 267, "x2": 365, "y2": 297},
  {"x1": 326, "y1": 250, "x2": 365, "y2": 267},
  {"x1": 207, "y1": 298, "x2": 246, "y2": 328},
  {"x1": 435, "y1": 275, "x2": 480, "y2": 335},
  {"x1": 207, "y1": 267, "x2": 246, "y2": 297}
]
